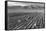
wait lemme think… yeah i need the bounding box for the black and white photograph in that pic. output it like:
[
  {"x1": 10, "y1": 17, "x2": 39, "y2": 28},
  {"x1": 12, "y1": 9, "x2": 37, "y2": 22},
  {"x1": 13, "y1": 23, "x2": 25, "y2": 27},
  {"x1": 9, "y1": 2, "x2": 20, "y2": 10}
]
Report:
[{"x1": 5, "y1": 1, "x2": 45, "y2": 30}]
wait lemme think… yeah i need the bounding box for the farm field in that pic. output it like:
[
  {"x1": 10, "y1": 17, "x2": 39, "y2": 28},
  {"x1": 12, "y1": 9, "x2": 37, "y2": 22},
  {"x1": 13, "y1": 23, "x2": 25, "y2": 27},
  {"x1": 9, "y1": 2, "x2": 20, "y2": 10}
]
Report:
[{"x1": 7, "y1": 12, "x2": 45, "y2": 30}]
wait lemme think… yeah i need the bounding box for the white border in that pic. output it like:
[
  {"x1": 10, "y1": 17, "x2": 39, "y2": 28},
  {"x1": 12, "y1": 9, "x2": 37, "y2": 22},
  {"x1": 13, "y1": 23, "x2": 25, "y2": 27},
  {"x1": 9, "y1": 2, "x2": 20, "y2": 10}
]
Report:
[{"x1": 0, "y1": 0, "x2": 46, "y2": 31}]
